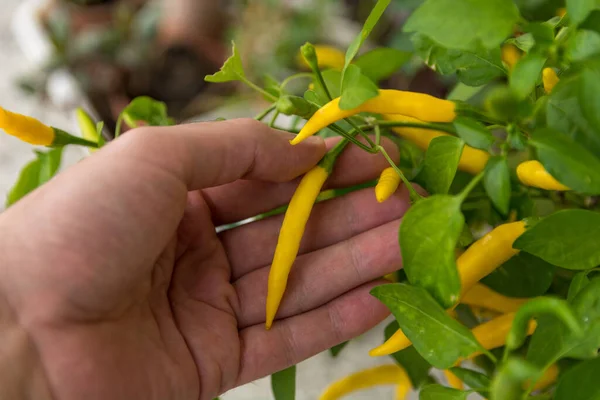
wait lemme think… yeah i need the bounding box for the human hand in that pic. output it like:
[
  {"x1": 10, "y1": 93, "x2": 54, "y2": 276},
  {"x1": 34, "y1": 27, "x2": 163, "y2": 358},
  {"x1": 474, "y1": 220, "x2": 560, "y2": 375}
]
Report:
[{"x1": 0, "y1": 119, "x2": 412, "y2": 400}]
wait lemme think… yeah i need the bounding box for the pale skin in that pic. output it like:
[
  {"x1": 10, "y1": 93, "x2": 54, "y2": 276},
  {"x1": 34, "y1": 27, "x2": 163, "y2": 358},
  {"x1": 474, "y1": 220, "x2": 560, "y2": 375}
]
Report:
[{"x1": 0, "y1": 119, "x2": 412, "y2": 400}]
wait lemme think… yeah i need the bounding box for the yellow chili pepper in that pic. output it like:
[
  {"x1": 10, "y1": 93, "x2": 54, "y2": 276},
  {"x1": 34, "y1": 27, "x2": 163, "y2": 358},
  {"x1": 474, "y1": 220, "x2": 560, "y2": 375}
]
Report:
[
  {"x1": 458, "y1": 221, "x2": 526, "y2": 297},
  {"x1": 470, "y1": 312, "x2": 537, "y2": 355},
  {"x1": 290, "y1": 90, "x2": 456, "y2": 145},
  {"x1": 501, "y1": 44, "x2": 522, "y2": 71},
  {"x1": 370, "y1": 222, "x2": 527, "y2": 357},
  {"x1": 383, "y1": 114, "x2": 490, "y2": 175},
  {"x1": 298, "y1": 44, "x2": 346, "y2": 70},
  {"x1": 266, "y1": 140, "x2": 350, "y2": 329},
  {"x1": 542, "y1": 68, "x2": 560, "y2": 94},
  {"x1": 443, "y1": 369, "x2": 464, "y2": 390},
  {"x1": 531, "y1": 363, "x2": 559, "y2": 391},
  {"x1": 516, "y1": 160, "x2": 570, "y2": 191},
  {"x1": 319, "y1": 364, "x2": 412, "y2": 400},
  {"x1": 375, "y1": 167, "x2": 401, "y2": 203},
  {"x1": 0, "y1": 106, "x2": 55, "y2": 145},
  {"x1": 266, "y1": 165, "x2": 328, "y2": 329},
  {"x1": 461, "y1": 283, "x2": 529, "y2": 314}
]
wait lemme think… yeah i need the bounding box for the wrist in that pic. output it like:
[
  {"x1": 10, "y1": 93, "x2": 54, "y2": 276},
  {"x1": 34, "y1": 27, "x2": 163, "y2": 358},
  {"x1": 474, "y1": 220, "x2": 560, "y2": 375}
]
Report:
[{"x1": 0, "y1": 294, "x2": 54, "y2": 399}]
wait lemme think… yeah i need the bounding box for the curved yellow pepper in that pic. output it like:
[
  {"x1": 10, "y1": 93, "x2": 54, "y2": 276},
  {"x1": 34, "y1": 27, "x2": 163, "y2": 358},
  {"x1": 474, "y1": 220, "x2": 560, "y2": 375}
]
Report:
[
  {"x1": 461, "y1": 283, "x2": 529, "y2": 314},
  {"x1": 470, "y1": 312, "x2": 536, "y2": 355},
  {"x1": 370, "y1": 222, "x2": 526, "y2": 357},
  {"x1": 384, "y1": 114, "x2": 490, "y2": 175},
  {"x1": 0, "y1": 106, "x2": 55, "y2": 146},
  {"x1": 319, "y1": 364, "x2": 411, "y2": 400},
  {"x1": 517, "y1": 160, "x2": 570, "y2": 191},
  {"x1": 265, "y1": 165, "x2": 329, "y2": 329},
  {"x1": 290, "y1": 90, "x2": 456, "y2": 145},
  {"x1": 542, "y1": 68, "x2": 560, "y2": 94},
  {"x1": 375, "y1": 167, "x2": 401, "y2": 203},
  {"x1": 298, "y1": 44, "x2": 346, "y2": 70},
  {"x1": 501, "y1": 44, "x2": 522, "y2": 71}
]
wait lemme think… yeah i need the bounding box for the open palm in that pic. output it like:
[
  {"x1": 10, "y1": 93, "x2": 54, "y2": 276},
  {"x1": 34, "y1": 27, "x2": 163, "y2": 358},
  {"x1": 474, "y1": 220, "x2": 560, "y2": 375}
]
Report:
[{"x1": 0, "y1": 120, "x2": 411, "y2": 400}]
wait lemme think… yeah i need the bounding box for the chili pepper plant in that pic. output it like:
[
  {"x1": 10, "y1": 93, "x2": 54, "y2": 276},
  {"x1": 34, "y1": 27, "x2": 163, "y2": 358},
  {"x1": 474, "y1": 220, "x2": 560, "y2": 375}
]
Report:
[{"x1": 3, "y1": 0, "x2": 600, "y2": 399}]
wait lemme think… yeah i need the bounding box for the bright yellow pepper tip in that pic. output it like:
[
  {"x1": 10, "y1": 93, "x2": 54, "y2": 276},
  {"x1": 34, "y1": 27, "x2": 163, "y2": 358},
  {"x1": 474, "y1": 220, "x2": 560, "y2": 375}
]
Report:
[
  {"x1": 290, "y1": 90, "x2": 456, "y2": 145},
  {"x1": 319, "y1": 364, "x2": 412, "y2": 400},
  {"x1": 375, "y1": 167, "x2": 401, "y2": 203},
  {"x1": 517, "y1": 160, "x2": 570, "y2": 191},
  {"x1": 265, "y1": 165, "x2": 329, "y2": 329},
  {"x1": 501, "y1": 44, "x2": 522, "y2": 71},
  {"x1": 461, "y1": 283, "x2": 529, "y2": 314},
  {"x1": 542, "y1": 67, "x2": 560, "y2": 94},
  {"x1": 0, "y1": 106, "x2": 55, "y2": 146}
]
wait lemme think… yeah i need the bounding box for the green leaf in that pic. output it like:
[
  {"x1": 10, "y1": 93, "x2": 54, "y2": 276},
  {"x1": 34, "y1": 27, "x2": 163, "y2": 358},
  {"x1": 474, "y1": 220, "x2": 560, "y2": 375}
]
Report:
[
  {"x1": 489, "y1": 358, "x2": 540, "y2": 400},
  {"x1": 404, "y1": 0, "x2": 520, "y2": 51},
  {"x1": 482, "y1": 252, "x2": 555, "y2": 298},
  {"x1": 547, "y1": 72, "x2": 600, "y2": 156},
  {"x1": 555, "y1": 357, "x2": 600, "y2": 400},
  {"x1": 483, "y1": 156, "x2": 510, "y2": 215},
  {"x1": 400, "y1": 196, "x2": 464, "y2": 307},
  {"x1": 6, "y1": 148, "x2": 64, "y2": 207},
  {"x1": 528, "y1": 279, "x2": 600, "y2": 367},
  {"x1": 567, "y1": 0, "x2": 600, "y2": 25},
  {"x1": 417, "y1": 136, "x2": 464, "y2": 195},
  {"x1": 514, "y1": 210, "x2": 600, "y2": 270},
  {"x1": 205, "y1": 41, "x2": 245, "y2": 83},
  {"x1": 579, "y1": 68, "x2": 600, "y2": 136},
  {"x1": 509, "y1": 52, "x2": 547, "y2": 99},
  {"x1": 328, "y1": 341, "x2": 348, "y2": 357},
  {"x1": 311, "y1": 69, "x2": 343, "y2": 103},
  {"x1": 339, "y1": 64, "x2": 380, "y2": 110},
  {"x1": 385, "y1": 321, "x2": 433, "y2": 388},
  {"x1": 121, "y1": 96, "x2": 174, "y2": 127},
  {"x1": 419, "y1": 384, "x2": 470, "y2": 399},
  {"x1": 505, "y1": 33, "x2": 535, "y2": 52},
  {"x1": 566, "y1": 30, "x2": 600, "y2": 61},
  {"x1": 412, "y1": 35, "x2": 505, "y2": 86},
  {"x1": 353, "y1": 48, "x2": 412, "y2": 82},
  {"x1": 449, "y1": 367, "x2": 491, "y2": 391},
  {"x1": 506, "y1": 297, "x2": 583, "y2": 353},
  {"x1": 447, "y1": 83, "x2": 486, "y2": 101},
  {"x1": 567, "y1": 271, "x2": 592, "y2": 301},
  {"x1": 271, "y1": 365, "x2": 296, "y2": 400},
  {"x1": 371, "y1": 283, "x2": 485, "y2": 369},
  {"x1": 343, "y1": 0, "x2": 391, "y2": 68},
  {"x1": 453, "y1": 117, "x2": 495, "y2": 150},
  {"x1": 529, "y1": 128, "x2": 600, "y2": 194},
  {"x1": 566, "y1": 279, "x2": 600, "y2": 358}
]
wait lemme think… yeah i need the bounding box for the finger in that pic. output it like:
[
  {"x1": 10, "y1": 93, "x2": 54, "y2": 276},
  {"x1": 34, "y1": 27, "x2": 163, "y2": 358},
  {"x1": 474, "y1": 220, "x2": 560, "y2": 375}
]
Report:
[
  {"x1": 234, "y1": 218, "x2": 402, "y2": 328},
  {"x1": 224, "y1": 185, "x2": 410, "y2": 279},
  {"x1": 203, "y1": 136, "x2": 399, "y2": 226},
  {"x1": 234, "y1": 281, "x2": 389, "y2": 387}
]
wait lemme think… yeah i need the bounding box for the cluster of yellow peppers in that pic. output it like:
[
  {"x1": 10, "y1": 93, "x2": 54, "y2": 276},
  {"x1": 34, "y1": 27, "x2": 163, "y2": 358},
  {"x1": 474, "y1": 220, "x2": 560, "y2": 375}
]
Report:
[{"x1": 269, "y1": 45, "x2": 570, "y2": 397}]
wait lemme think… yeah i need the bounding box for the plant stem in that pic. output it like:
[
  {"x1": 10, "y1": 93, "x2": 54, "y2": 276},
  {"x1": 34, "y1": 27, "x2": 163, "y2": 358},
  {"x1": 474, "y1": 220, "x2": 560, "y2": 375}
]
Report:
[
  {"x1": 269, "y1": 111, "x2": 280, "y2": 128},
  {"x1": 377, "y1": 145, "x2": 422, "y2": 203},
  {"x1": 458, "y1": 171, "x2": 485, "y2": 203},
  {"x1": 330, "y1": 124, "x2": 377, "y2": 153},
  {"x1": 254, "y1": 104, "x2": 276, "y2": 121},
  {"x1": 320, "y1": 137, "x2": 351, "y2": 173},
  {"x1": 351, "y1": 120, "x2": 457, "y2": 136},
  {"x1": 375, "y1": 124, "x2": 381, "y2": 147},
  {"x1": 312, "y1": 65, "x2": 332, "y2": 101},
  {"x1": 114, "y1": 115, "x2": 124, "y2": 139},
  {"x1": 280, "y1": 72, "x2": 313, "y2": 91},
  {"x1": 240, "y1": 76, "x2": 278, "y2": 102}
]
